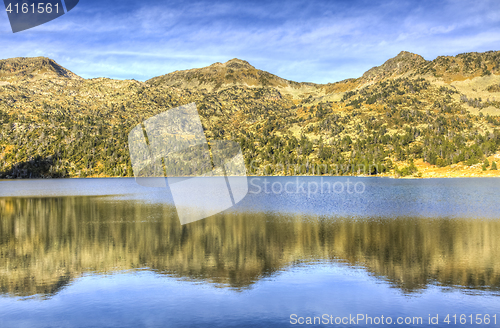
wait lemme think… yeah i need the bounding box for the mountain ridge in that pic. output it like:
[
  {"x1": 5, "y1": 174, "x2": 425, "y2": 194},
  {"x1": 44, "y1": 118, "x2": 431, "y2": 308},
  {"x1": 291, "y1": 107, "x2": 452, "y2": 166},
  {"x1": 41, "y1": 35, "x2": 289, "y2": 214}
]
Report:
[
  {"x1": 146, "y1": 57, "x2": 317, "y2": 96},
  {"x1": 1, "y1": 50, "x2": 500, "y2": 179},
  {"x1": 0, "y1": 56, "x2": 82, "y2": 81},
  {"x1": 3, "y1": 50, "x2": 500, "y2": 91}
]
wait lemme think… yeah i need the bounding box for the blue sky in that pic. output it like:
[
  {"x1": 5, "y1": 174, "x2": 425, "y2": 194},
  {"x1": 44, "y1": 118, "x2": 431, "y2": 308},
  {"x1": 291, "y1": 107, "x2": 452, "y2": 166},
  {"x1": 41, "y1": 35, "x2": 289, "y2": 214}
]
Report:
[{"x1": 1, "y1": 0, "x2": 500, "y2": 83}]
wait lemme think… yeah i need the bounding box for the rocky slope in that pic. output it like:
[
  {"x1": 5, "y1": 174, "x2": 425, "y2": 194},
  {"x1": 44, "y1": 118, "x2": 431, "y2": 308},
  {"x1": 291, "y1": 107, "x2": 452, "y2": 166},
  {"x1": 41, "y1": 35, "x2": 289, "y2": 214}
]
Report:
[
  {"x1": 0, "y1": 56, "x2": 81, "y2": 81},
  {"x1": 1, "y1": 51, "x2": 500, "y2": 178},
  {"x1": 147, "y1": 58, "x2": 321, "y2": 100}
]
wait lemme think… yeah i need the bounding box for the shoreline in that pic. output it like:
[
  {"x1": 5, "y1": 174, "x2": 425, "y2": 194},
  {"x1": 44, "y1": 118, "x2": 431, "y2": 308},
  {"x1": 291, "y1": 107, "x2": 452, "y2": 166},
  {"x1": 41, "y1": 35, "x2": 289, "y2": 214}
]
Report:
[{"x1": 1, "y1": 174, "x2": 500, "y2": 180}]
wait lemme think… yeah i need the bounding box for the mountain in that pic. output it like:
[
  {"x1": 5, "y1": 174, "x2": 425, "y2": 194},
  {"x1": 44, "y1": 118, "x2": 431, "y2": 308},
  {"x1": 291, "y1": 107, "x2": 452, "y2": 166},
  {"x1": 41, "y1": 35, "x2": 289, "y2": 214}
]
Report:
[
  {"x1": 147, "y1": 58, "x2": 320, "y2": 99},
  {"x1": 361, "y1": 51, "x2": 427, "y2": 83},
  {"x1": 148, "y1": 58, "x2": 287, "y2": 90},
  {"x1": 0, "y1": 56, "x2": 81, "y2": 82},
  {"x1": 1, "y1": 51, "x2": 500, "y2": 179}
]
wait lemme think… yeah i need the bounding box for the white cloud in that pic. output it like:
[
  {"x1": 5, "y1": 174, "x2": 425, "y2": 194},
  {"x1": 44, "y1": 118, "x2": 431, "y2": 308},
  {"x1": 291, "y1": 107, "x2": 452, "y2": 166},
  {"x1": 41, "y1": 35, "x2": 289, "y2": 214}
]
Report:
[{"x1": 1, "y1": 0, "x2": 499, "y2": 83}]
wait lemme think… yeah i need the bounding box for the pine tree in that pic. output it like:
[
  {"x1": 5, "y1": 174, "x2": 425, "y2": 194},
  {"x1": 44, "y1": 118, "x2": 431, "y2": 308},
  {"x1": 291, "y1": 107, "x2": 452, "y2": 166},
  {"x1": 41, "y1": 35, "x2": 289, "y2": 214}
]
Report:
[{"x1": 482, "y1": 158, "x2": 489, "y2": 171}]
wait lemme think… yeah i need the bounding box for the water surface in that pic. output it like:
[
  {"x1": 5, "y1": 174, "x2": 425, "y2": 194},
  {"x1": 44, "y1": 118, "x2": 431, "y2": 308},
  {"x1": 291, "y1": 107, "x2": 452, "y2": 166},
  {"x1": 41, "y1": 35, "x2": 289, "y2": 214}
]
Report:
[{"x1": 0, "y1": 177, "x2": 499, "y2": 327}]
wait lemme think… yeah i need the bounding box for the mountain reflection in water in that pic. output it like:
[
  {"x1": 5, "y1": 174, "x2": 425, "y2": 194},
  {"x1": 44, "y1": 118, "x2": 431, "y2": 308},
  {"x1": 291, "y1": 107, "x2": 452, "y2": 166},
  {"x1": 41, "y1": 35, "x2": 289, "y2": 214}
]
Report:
[{"x1": 1, "y1": 195, "x2": 499, "y2": 298}]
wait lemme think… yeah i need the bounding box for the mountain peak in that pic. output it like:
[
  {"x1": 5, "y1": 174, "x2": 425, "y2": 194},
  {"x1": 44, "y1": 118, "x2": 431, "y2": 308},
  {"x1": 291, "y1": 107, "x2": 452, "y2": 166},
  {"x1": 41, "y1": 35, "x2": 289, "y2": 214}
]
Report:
[
  {"x1": 395, "y1": 51, "x2": 420, "y2": 58},
  {"x1": 0, "y1": 56, "x2": 81, "y2": 81},
  {"x1": 361, "y1": 51, "x2": 427, "y2": 82},
  {"x1": 208, "y1": 58, "x2": 254, "y2": 69},
  {"x1": 148, "y1": 57, "x2": 295, "y2": 92},
  {"x1": 224, "y1": 58, "x2": 254, "y2": 69}
]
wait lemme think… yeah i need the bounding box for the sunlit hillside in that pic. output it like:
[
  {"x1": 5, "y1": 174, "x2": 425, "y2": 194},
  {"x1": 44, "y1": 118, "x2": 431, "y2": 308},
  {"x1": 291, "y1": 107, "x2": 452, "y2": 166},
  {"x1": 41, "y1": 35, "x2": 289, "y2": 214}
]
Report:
[{"x1": 1, "y1": 52, "x2": 500, "y2": 178}]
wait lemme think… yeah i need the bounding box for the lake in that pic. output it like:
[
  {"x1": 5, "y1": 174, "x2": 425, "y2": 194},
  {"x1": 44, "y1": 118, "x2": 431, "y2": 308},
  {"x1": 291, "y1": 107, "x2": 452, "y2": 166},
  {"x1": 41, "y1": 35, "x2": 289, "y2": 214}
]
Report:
[{"x1": 0, "y1": 177, "x2": 499, "y2": 327}]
